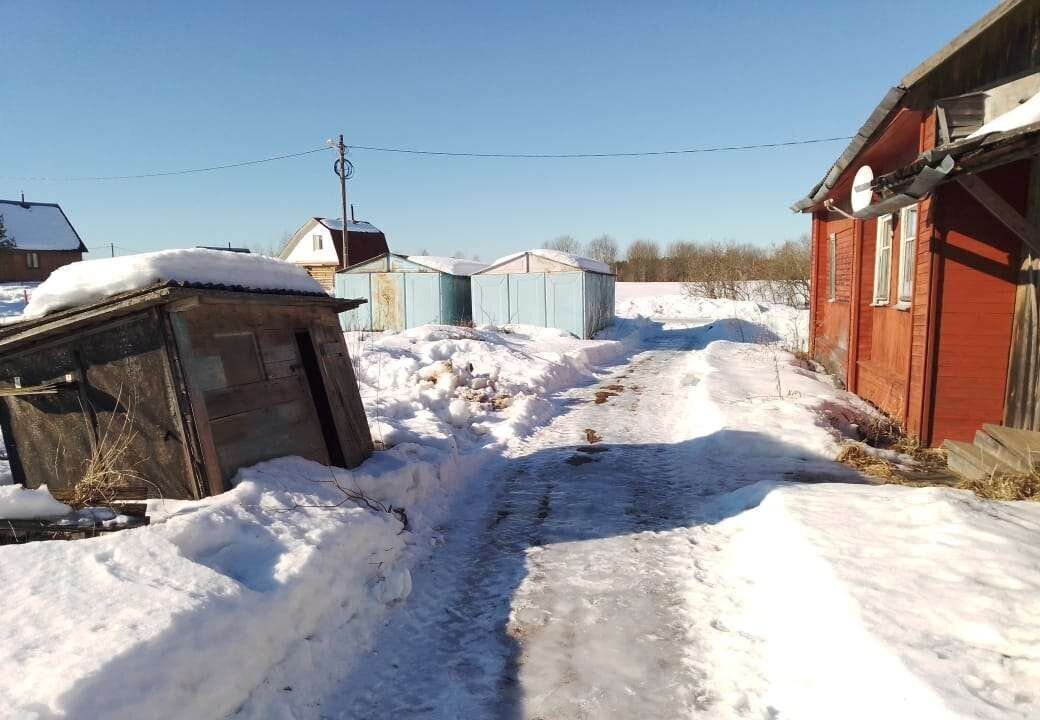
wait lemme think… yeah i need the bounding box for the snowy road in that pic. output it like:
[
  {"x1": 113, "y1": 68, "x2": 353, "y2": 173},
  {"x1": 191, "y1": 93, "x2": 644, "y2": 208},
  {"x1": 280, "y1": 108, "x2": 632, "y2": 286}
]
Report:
[{"x1": 325, "y1": 320, "x2": 755, "y2": 718}]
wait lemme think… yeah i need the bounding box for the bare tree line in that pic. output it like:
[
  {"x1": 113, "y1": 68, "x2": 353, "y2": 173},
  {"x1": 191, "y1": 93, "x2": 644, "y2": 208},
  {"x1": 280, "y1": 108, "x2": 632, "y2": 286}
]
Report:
[{"x1": 544, "y1": 234, "x2": 809, "y2": 308}]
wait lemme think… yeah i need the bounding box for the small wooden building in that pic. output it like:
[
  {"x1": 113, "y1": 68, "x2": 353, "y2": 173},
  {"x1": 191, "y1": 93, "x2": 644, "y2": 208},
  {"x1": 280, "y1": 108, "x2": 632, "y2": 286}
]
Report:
[
  {"x1": 0, "y1": 198, "x2": 87, "y2": 282},
  {"x1": 795, "y1": 0, "x2": 1040, "y2": 464},
  {"x1": 279, "y1": 217, "x2": 390, "y2": 293},
  {"x1": 0, "y1": 282, "x2": 372, "y2": 501},
  {"x1": 335, "y1": 253, "x2": 486, "y2": 331},
  {"x1": 470, "y1": 250, "x2": 615, "y2": 339}
]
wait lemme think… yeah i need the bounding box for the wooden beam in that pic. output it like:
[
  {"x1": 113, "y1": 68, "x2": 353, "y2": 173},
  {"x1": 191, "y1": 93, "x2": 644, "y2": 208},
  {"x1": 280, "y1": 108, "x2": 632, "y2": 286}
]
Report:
[
  {"x1": 956, "y1": 174, "x2": 1040, "y2": 256},
  {"x1": 936, "y1": 106, "x2": 951, "y2": 145}
]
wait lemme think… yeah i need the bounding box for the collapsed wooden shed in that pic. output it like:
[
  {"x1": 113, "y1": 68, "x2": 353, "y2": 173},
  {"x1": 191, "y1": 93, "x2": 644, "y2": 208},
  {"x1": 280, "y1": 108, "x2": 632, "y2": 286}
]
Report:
[
  {"x1": 0, "y1": 282, "x2": 373, "y2": 501},
  {"x1": 335, "y1": 253, "x2": 486, "y2": 331},
  {"x1": 470, "y1": 250, "x2": 615, "y2": 339}
]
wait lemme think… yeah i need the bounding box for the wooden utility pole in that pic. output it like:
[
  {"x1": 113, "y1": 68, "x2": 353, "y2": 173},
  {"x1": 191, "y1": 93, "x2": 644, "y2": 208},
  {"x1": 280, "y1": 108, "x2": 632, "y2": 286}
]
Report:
[{"x1": 330, "y1": 134, "x2": 351, "y2": 270}]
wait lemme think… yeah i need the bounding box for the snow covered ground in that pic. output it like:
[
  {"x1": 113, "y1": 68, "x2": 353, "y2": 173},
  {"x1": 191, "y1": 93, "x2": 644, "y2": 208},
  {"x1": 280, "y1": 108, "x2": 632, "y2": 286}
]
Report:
[{"x1": 0, "y1": 281, "x2": 1037, "y2": 719}]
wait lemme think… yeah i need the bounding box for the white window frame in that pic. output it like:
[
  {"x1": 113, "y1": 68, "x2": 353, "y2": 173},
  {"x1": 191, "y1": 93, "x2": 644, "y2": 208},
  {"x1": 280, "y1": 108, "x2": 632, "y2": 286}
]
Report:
[
  {"x1": 312, "y1": 233, "x2": 323, "y2": 251},
  {"x1": 26, "y1": 252, "x2": 39, "y2": 269},
  {"x1": 873, "y1": 214, "x2": 893, "y2": 305},
  {"x1": 896, "y1": 204, "x2": 918, "y2": 305},
  {"x1": 826, "y1": 233, "x2": 837, "y2": 301}
]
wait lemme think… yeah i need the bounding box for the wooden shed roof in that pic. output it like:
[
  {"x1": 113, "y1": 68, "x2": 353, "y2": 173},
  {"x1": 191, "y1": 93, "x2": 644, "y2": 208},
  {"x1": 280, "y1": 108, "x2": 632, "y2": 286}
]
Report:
[{"x1": 0, "y1": 282, "x2": 365, "y2": 352}]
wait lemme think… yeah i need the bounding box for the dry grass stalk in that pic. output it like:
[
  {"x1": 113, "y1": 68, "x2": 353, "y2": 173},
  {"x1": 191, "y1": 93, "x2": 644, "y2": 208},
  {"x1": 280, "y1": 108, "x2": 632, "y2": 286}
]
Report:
[
  {"x1": 959, "y1": 469, "x2": 1040, "y2": 502},
  {"x1": 835, "y1": 444, "x2": 896, "y2": 480},
  {"x1": 69, "y1": 388, "x2": 153, "y2": 508}
]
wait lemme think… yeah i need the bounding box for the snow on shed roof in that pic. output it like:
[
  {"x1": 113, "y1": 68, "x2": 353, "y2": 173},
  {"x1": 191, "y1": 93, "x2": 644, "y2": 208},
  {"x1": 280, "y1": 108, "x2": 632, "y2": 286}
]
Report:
[
  {"x1": 406, "y1": 255, "x2": 488, "y2": 276},
  {"x1": 0, "y1": 200, "x2": 86, "y2": 252},
  {"x1": 486, "y1": 249, "x2": 612, "y2": 275},
  {"x1": 21, "y1": 248, "x2": 324, "y2": 319}
]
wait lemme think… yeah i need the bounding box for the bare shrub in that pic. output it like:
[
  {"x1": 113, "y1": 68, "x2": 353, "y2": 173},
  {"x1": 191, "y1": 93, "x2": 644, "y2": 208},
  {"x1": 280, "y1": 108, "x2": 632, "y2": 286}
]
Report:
[
  {"x1": 625, "y1": 239, "x2": 661, "y2": 281},
  {"x1": 585, "y1": 235, "x2": 618, "y2": 270},
  {"x1": 543, "y1": 235, "x2": 582, "y2": 254}
]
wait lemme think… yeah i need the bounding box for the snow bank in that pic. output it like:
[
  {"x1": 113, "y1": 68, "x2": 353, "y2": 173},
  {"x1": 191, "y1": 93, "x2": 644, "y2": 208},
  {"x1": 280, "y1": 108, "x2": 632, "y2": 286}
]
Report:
[
  {"x1": 350, "y1": 318, "x2": 649, "y2": 449},
  {"x1": 617, "y1": 282, "x2": 809, "y2": 350},
  {"x1": 968, "y1": 90, "x2": 1040, "y2": 140},
  {"x1": 0, "y1": 308, "x2": 648, "y2": 718},
  {"x1": 21, "y1": 249, "x2": 323, "y2": 319},
  {"x1": 0, "y1": 282, "x2": 34, "y2": 318},
  {"x1": 706, "y1": 482, "x2": 1040, "y2": 718},
  {"x1": 0, "y1": 483, "x2": 70, "y2": 519},
  {"x1": 675, "y1": 332, "x2": 1040, "y2": 718},
  {"x1": 406, "y1": 255, "x2": 488, "y2": 276},
  {"x1": 488, "y1": 249, "x2": 612, "y2": 274},
  {"x1": 0, "y1": 447, "x2": 475, "y2": 719}
]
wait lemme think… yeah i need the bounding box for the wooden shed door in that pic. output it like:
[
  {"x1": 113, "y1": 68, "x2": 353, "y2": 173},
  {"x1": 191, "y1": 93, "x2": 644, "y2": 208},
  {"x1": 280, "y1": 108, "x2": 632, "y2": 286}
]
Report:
[{"x1": 295, "y1": 331, "x2": 346, "y2": 467}]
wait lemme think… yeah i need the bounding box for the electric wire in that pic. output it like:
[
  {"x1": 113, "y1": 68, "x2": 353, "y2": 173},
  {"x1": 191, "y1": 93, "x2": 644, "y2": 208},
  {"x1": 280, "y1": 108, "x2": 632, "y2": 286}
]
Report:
[{"x1": 1, "y1": 135, "x2": 852, "y2": 182}]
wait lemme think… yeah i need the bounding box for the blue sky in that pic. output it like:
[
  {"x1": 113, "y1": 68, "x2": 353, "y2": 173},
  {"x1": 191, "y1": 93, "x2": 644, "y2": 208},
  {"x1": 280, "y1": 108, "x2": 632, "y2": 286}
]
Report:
[{"x1": 3, "y1": 0, "x2": 994, "y2": 260}]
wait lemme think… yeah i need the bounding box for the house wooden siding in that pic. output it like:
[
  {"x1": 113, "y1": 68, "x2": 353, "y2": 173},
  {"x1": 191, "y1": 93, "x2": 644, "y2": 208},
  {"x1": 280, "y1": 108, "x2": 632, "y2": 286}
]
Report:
[
  {"x1": 800, "y1": 0, "x2": 1040, "y2": 447},
  {"x1": 807, "y1": 118, "x2": 1035, "y2": 445},
  {"x1": 0, "y1": 249, "x2": 83, "y2": 283},
  {"x1": 304, "y1": 264, "x2": 337, "y2": 293},
  {"x1": 926, "y1": 161, "x2": 1028, "y2": 442}
]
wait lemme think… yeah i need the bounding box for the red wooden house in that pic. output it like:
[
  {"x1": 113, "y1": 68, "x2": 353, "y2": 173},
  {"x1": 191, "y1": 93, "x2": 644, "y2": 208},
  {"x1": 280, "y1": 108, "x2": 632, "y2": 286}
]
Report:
[{"x1": 795, "y1": 0, "x2": 1040, "y2": 474}]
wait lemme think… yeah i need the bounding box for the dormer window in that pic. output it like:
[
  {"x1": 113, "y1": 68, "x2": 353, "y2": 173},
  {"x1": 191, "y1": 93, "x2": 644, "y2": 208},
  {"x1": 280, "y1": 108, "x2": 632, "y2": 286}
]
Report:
[{"x1": 312, "y1": 234, "x2": 323, "y2": 251}]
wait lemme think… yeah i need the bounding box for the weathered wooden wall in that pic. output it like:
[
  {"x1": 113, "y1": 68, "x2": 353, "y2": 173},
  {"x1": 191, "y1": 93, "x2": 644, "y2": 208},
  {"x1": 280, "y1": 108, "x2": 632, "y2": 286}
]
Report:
[
  {"x1": 810, "y1": 213, "x2": 853, "y2": 381},
  {"x1": 926, "y1": 161, "x2": 1028, "y2": 443},
  {"x1": 170, "y1": 298, "x2": 372, "y2": 487},
  {"x1": 0, "y1": 309, "x2": 196, "y2": 499}
]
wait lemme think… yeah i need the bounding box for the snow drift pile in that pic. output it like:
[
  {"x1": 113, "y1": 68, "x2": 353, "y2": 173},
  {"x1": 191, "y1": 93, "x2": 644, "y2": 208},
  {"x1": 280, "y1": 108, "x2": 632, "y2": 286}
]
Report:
[
  {"x1": 350, "y1": 319, "x2": 648, "y2": 448},
  {"x1": 0, "y1": 306, "x2": 649, "y2": 718}
]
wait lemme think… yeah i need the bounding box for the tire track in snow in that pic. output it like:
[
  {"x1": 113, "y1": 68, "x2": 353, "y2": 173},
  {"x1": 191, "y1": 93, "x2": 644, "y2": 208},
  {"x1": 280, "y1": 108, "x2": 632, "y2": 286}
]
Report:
[{"x1": 324, "y1": 322, "x2": 754, "y2": 719}]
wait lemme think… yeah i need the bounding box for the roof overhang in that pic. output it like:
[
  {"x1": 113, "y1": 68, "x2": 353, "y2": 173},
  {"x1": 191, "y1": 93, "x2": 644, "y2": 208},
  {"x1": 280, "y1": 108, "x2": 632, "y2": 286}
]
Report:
[
  {"x1": 866, "y1": 121, "x2": 1040, "y2": 211},
  {"x1": 792, "y1": 0, "x2": 1030, "y2": 213}
]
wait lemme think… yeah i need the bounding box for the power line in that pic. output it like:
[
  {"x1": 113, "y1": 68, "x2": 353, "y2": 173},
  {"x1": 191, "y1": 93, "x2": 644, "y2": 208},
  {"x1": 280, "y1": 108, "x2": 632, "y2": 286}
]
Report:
[
  {"x1": 3, "y1": 147, "x2": 330, "y2": 182},
  {"x1": 350, "y1": 136, "x2": 853, "y2": 158},
  {"x1": 1, "y1": 135, "x2": 852, "y2": 182}
]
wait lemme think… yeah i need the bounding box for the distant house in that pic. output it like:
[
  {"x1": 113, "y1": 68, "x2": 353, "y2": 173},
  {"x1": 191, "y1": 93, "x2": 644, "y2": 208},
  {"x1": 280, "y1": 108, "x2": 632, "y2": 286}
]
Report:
[
  {"x1": 0, "y1": 199, "x2": 87, "y2": 282},
  {"x1": 279, "y1": 217, "x2": 389, "y2": 292},
  {"x1": 794, "y1": 1, "x2": 1040, "y2": 466}
]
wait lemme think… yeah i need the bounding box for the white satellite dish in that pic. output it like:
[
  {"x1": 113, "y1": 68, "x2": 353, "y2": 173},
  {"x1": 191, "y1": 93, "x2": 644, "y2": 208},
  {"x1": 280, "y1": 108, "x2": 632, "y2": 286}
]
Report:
[{"x1": 851, "y1": 165, "x2": 874, "y2": 213}]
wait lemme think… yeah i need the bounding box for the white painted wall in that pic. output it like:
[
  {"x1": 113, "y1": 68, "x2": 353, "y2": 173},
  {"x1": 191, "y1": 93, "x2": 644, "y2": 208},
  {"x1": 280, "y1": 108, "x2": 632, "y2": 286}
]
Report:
[{"x1": 285, "y1": 220, "x2": 338, "y2": 265}]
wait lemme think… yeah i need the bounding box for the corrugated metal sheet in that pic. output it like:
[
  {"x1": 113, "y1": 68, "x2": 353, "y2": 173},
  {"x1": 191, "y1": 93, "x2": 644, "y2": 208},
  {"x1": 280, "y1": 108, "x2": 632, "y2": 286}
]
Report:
[
  {"x1": 471, "y1": 269, "x2": 615, "y2": 338},
  {"x1": 509, "y1": 274, "x2": 546, "y2": 326},
  {"x1": 405, "y1": 273, "x2": 440, "y2": 327},
  {"x1": 336, "y1": 255, "x2": 475, "y2": 330},
  {"x1": 546, "y1": 272, "x2": 583, "y2": 337},
  {"x1": 472, "y1": 275, "x2": 509, "y2": 326},
  {"x1": 336, "y1": 274, "x2": 372, "y2": 331}
]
